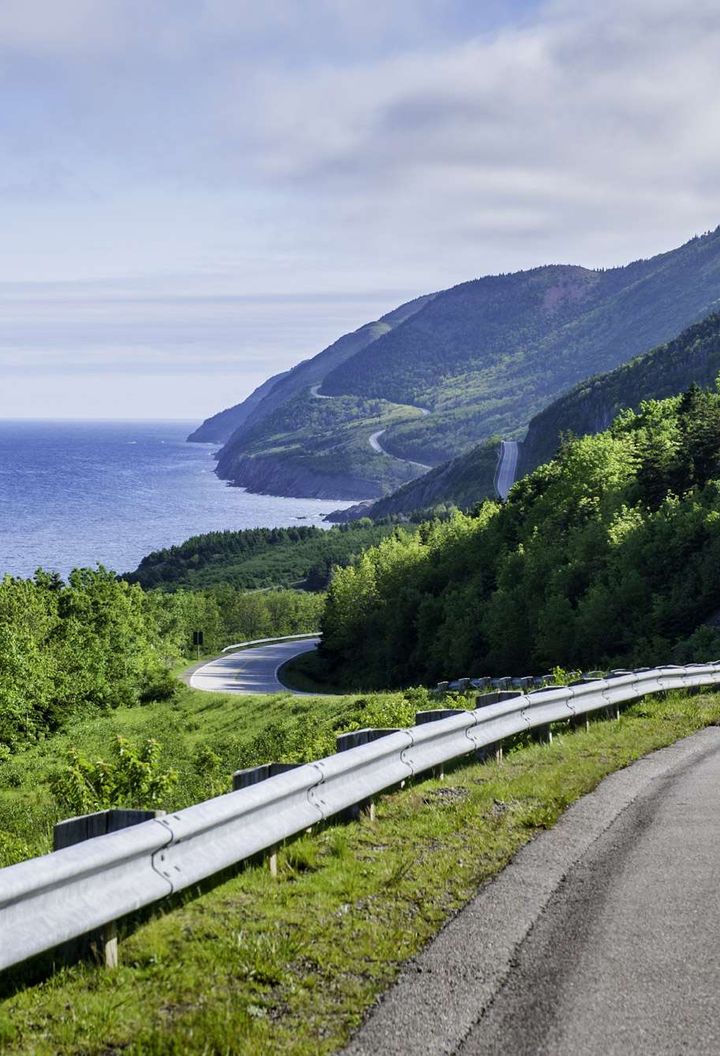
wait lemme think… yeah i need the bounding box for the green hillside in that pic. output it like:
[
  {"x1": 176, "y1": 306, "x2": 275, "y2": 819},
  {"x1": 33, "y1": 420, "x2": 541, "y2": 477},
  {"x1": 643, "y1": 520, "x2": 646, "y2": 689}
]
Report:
[
  {"x1": 327, "y1": 436, "x2": 501, "y2": 522},
  {"x1": 126, "y1": 520, "x2": 399, "y2": 591},
  {"x1": 520, "y1": 310, "x2": 720, "y2": 475},
  {"x1": 333, "y1": 304, "x2": 720, "y2": 525},
  {"x1": 215, "y1": 390, "x2": 427, "y2": 499},
  {"x1": 320, "y1": 383, "x2": 720, "y2": 687},
  {"x1": 189, "y1": 293, "x2": 433, "y2": 447},
  {"x1": 210, "y1": 227, "x2": 720, "y2": 500}
]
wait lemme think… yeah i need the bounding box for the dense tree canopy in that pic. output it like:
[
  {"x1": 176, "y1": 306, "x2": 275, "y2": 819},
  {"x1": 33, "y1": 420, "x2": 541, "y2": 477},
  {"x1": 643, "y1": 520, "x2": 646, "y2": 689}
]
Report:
[{"x1": 321, "y1": 384, "x2": 720, "y2": 687}]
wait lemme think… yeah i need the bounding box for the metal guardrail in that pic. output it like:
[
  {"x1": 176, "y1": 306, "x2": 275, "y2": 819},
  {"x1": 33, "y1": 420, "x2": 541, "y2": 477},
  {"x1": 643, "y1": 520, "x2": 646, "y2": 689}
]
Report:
[
  {"x1": 2, "y1": 661, "x2": 720, "y2": 972},
  {"x1": 220, "y1": 632, "x2": 320, "y2": 654}
]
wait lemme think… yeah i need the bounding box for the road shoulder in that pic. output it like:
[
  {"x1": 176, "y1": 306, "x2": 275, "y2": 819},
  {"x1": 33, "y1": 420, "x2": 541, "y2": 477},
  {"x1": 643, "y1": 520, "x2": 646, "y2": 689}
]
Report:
[{"x1": 342, "y1": 726, "x2": 720, "y2": 1056}]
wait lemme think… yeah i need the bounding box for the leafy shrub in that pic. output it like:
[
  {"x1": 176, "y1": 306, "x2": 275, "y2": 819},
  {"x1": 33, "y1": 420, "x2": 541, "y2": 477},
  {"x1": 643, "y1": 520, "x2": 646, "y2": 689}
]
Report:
[{"x1": 49, "y1": 736, "x2": 179, "y2": 815}]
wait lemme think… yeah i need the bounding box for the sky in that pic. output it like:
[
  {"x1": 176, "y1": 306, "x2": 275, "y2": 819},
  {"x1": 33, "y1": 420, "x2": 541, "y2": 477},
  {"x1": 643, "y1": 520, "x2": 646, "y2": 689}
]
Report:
[{"x1": 3, "y1": 0, "x2": 720, "y2": 421}]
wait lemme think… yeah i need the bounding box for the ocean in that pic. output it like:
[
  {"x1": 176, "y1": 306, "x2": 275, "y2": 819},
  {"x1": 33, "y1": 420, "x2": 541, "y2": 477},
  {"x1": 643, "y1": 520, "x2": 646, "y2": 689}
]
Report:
[{"x1": 0, "y1": 420, "x2": 354, "y2": 579}]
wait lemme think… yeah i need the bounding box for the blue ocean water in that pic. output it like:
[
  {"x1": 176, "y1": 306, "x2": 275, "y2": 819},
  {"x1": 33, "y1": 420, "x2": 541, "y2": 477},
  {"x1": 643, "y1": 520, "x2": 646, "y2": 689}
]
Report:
[{"x1": 0, "y1": 420, "x2": 354, "y2": 579}]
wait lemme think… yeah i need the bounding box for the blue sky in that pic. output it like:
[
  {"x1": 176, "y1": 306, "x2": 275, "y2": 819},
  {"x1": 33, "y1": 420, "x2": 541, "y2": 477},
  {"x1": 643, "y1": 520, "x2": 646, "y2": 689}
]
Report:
[{"x1": 2, "y1": 0, "x2": 720, "y2": 421}]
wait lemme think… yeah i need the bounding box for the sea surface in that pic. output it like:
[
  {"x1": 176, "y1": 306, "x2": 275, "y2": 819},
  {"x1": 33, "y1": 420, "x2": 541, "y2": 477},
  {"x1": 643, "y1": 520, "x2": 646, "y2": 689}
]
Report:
[{"x1": 0, "y1": 420, "x2": 354, "y2": 579}]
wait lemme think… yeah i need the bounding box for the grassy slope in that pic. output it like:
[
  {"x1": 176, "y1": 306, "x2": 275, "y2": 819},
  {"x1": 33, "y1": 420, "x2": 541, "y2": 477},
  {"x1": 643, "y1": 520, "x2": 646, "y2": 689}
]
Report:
[
  {"x1": 0, "y1": 683, "x2": 415, "y2": 867},
  {"x1": 2, "y1": 690, "x2": 720, "y2": 1053}
]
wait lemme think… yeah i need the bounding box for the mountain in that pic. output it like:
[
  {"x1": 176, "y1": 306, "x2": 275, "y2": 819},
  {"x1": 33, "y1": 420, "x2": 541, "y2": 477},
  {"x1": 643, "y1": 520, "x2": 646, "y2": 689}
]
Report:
[
  {"x1": 519, "y1": 310, "x2": 720, "y2": 476},
  {"x1": 331, "y1": 309, "x2": 720, "y2": 522},
  {"x1": 202, "y1": 226, "x2": 720, "y2": 500},
  {"x1": 189, "y1": 294, "x2": 433, "y2": 448},
  {"x1": 188, "y1": 370, "x2": 292, "y2": 444}
]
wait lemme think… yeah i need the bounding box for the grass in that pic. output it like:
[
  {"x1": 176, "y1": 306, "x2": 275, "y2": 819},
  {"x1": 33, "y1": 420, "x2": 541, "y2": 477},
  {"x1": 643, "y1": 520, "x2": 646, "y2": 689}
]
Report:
[
  {"x1": 2, "y1": 689, "x2": 720, "y2": 1053},
  {"x1": 278, "y1": 650, "x2": 357, "y2": 695},
  {"x1": 0, "y1": 681, "x2": 439, "y2": 868}
]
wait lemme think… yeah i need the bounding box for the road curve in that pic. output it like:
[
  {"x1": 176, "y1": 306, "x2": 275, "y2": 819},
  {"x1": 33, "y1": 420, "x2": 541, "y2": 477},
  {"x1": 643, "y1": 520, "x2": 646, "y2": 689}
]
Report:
[
  {"x1": 189, "y1": 637, "x2": 320, "y2": 695},
  {"x1": 495, "y1": 439, "x2": 519, "y2": 499},
  {"x1": 343, "y1": 727, "x2": 720, "y2": 1056},
  {"x1": 369, "y1": 427, "x2": 431, "y2": 471},
  {"x1": 310, "y1": 383, "x2": 431, "y2": 470}
]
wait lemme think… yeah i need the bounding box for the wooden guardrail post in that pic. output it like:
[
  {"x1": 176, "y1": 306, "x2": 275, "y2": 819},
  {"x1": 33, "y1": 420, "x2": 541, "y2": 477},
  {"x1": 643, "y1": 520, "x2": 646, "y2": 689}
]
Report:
[
  {"x1": 336, "y1": 729, "x2": 400, "y2": 821},
  {"x1": 53, "y1": 808, "x2": 165, "y2": 968},
  {"x1": 476, "y1": 690, "x2": 522, "y2": 761},
  {"x1": 232, "y1": 763, "x2": 302, "y2": 874},
  {"x1": 415, "y1": 709, "x2": 467, "y2": 778}
]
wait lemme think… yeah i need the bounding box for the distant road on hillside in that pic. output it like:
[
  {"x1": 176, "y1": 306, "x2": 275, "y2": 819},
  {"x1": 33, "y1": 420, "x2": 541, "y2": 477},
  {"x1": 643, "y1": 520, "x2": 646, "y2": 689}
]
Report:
[
  {"x1": 495, "y1": 439, "x2": 519, "y2": 499},
  {"x1": 310, "y1": 384, "x2": 432, "y2": 471},
  {"x1": 189, "y1": 637, "x2": 320, "y2": 694}
]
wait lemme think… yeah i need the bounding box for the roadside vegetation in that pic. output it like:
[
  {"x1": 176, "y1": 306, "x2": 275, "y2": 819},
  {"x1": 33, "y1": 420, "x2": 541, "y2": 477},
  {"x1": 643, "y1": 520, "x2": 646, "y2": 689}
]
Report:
[
  {"x1": 320, "y1": 383, "x2": 720, "y2": 687},
  {"x1": 2, "y1": 689, "x2": 719, "y2": 1054},
  {"x1": 0, "y1": 679, "x2": 435, "y2": 868},
  {"x1": 0, "y1": 566, "x2": 321, "y2": 755}
]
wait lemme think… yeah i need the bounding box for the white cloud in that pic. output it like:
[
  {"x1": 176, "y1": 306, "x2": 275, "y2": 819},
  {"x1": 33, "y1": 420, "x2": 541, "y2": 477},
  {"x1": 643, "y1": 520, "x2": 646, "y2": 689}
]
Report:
[{"x1": 2, "y1": 0, "x2": 720, "y2": 417}]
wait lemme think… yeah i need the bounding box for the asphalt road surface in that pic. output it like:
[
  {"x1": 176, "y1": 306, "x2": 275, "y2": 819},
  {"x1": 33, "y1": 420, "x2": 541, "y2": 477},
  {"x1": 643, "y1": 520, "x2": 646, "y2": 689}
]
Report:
[
  {"x1": 496, "y1": 439, "x2": 519, "y2": 499},
  {"x1": 189, "y1": 637, "x2": 320, "y2": 694},
  {"x1": 344, "y1": 727, "x2": 720, "y2": 1056}
]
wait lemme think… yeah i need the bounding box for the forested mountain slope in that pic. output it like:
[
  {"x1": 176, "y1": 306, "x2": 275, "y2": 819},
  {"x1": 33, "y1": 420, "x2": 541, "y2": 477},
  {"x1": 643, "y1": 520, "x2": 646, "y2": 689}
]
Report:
[
  {"x1": 189, "y1": 294, "x2": 433, "y2": 447},
  {"x1": 126, "y1": 520, "x2": 399, "y2": 591},
  {"x1": 520, "y1": 311, "x2": 720, "y2": 475},
  {"x1": 206, "y1": 227, "x2": 720, "y2": 500},
  {"x1": 321, "y1": 384, "x2": 720, "y2": 687},
  {"x1": 334, "y1": 310, "x2": 720, "y2": 522},
  {"x1": 321, "y1": 228, "x2": 720, "y2": 463}
]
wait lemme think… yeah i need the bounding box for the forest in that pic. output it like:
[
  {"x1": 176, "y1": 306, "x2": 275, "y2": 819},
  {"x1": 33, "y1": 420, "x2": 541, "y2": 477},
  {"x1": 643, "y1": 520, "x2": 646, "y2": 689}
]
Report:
[
  {"x1": 126, "y1": 519, "x2": 399, "y2": 591},
  {"x1": 521, "y1": 310, "x2": 720, "y2": 474},
  {"x1": 0, "y1": 567, "x2": 321, "y2": 751},
  {"x1": 321, "y1": 383, "x2": 720, "y2": 687}
]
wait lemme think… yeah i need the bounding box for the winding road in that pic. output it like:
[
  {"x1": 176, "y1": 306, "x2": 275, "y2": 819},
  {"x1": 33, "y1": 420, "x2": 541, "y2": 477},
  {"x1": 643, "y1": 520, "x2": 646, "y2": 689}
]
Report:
[
  {"x1": 189, "y1": 637, "x2": 320, "y2": 695},
  {"x1": 309, "y1": 383, "x2": 431, "y2": 471},
  {"x1": 495, "y1": 439, "x2": 519, "y2": 499}
]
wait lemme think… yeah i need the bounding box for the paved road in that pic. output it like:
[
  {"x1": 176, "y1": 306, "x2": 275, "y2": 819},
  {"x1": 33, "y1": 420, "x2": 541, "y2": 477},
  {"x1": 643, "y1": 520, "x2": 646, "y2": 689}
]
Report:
[
  {"x1": 189, "y1": 637, "x2": 320, "y2": 694},
  {"x1": 369, "y1": 427, "x2": 431, "y2": 470},
  {"x1": 310, "y1": 384, "x2": 333, "y2": 399},
  {"x1": 310, "y1": 383, "x2": 431, "y2": 469},
  {"x1": 495, "y1": 439, "x2": 519, "y2": 499},
  {"x1": 344, "y1": 727, "x2": 720, "y2": 1056}
]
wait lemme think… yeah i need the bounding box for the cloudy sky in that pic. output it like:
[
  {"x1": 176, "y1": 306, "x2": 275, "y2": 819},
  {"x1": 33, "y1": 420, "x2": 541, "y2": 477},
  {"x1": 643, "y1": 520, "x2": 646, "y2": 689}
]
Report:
[{"x1": 3, "y1": 0, "x2": 720, "y2": 421}]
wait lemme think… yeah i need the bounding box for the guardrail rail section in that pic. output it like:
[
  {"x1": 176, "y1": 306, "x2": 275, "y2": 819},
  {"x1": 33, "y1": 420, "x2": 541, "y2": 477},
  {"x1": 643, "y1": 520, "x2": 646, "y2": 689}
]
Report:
[{"x1": 2, "y1": 661, "x2": 720, "y2": 972}]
